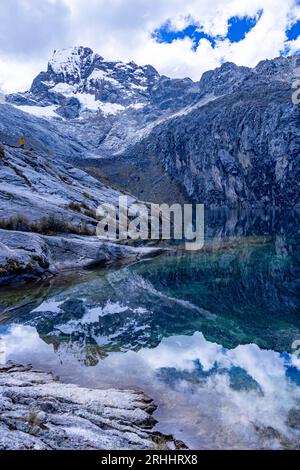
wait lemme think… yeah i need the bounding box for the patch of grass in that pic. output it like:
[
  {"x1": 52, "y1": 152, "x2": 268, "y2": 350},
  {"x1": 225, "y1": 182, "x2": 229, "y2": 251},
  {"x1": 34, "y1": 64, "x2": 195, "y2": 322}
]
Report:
[
  {"x1": 67, "y1": 201, "x2": 82, "y2": 213},
  {"x1": 0, "y1": 258, "x2": 34, "y2": 277},
  {"x1": 0, "y1": 214, "x2": 95, "y2": 236},
  {"x1": 80, "y1": 202, "x2": 89, "y2": 210},
  {"x1": 28, "y1": 411, "x2": 39, "y2": 426},
  {"x1": 0, "y1": 145, "x2": 5, "y2": 159},
  {"x1": 31, "y1": 255, "x2": 50, "y2": 269},
  {"x1": 67, "y1": 201, "x2": 95, "y2": 219},
  {"x1": 0, "y1": 215, "x2": 31, "y2": 231},
  {"x1": 80, "y1": 202, "x2": 96, "y2": 218},
  {"x1": 152, "y1": 436, "x2": 171, "y2": 450},
  {"x1": 35, "y1": 215, "x2": 94, "y2": 236},
  {"x1": 83, "y1": 207, "x2": 95, "y2": 218},
  {"x1": 26, "y1": 410, "x2": 47, "y2": 434},
  {"x1": 5, "y1": 258, "x2": 22, "y2": 273}
]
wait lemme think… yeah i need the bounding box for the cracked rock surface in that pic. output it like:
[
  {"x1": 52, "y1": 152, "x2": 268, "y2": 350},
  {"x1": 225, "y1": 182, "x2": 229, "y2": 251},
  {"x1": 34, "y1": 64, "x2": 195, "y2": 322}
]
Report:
[{"x1": 0, "y1": 362, "x2": 181, "y2": 450}]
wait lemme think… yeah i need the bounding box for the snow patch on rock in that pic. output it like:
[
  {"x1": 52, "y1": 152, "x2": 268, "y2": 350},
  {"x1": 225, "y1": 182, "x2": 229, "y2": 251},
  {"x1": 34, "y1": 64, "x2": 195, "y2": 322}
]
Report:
[{"x1": 13, "y1": 105, "x2": 60, "y2": 119}]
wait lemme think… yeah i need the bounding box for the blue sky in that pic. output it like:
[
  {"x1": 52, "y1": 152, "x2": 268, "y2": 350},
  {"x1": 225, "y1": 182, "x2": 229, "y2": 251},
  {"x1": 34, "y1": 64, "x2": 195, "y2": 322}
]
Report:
[
  {"x1": 153, "y1": 23, "x2": 217, "y2": 51},
  {"x1": 153, "y1": 9, "x2": 298, "y2": 51},
  {"x1": 153, "y1": 12, "x2": 265, "y2": 48},
  {"x1": 0, "y1": 0, "x2": 299, "y2": 93},
  {"x1": 226, "y1": 11, "x2": 263, "y2": 42},
  {"x1": 287, "y1": 19, "x2": 300, "y2": 40}
]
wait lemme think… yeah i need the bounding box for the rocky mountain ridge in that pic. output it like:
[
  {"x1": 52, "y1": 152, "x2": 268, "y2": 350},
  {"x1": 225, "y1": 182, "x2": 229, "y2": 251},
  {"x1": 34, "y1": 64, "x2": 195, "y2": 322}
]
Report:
[
  {"x1": 7, "y1": 46, "x2": 198, "y2": 123},
  {"x1": 1, "y1": 47, "x2": 300, "y2": 208}
]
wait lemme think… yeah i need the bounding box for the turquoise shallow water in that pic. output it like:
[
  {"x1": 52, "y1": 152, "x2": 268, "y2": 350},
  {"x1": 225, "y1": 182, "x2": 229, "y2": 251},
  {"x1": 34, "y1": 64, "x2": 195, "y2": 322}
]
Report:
[{"x1": 0, "y1": 210, "x2": 300, "y2": 449}]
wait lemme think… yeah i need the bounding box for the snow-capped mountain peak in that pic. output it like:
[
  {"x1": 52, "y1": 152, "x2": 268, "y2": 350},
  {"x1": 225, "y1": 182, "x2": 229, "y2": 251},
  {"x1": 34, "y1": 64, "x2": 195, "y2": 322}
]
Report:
[
  {"x1": 7, "y1": 46, "x2": 164, "y2": 119},
  {"x1": 48, "y1": 46, "x2": 98, "y2": 82}
]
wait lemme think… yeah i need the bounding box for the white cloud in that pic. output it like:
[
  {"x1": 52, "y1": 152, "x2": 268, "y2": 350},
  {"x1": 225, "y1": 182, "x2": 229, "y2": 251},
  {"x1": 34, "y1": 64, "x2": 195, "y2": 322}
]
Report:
[
  {"x1": 0, "y1": 56, "x2": 46, "y2": 93},
  {"x1": 288, "y1": 36, "x2": 300, "y2": 54},
  {"x1": 0, "y1": 0, "x2": 299, "y2": 92}
]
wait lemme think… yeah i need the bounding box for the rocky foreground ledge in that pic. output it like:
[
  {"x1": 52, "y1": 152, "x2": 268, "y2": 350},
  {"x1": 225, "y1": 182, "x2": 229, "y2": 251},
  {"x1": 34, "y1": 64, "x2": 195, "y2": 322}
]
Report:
[
  {"x1": 0, "y1": 363, "x2": 185, "y2": 450},
  {"x1": 0, "y1": 229, "x2": 164, "y2": 286}
]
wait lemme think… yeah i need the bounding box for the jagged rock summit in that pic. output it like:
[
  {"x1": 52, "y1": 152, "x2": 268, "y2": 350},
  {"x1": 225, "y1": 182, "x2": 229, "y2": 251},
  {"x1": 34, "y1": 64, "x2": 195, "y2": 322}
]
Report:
[{"x1": 7, "y1": 46, "x2": 191, "y2": 120}]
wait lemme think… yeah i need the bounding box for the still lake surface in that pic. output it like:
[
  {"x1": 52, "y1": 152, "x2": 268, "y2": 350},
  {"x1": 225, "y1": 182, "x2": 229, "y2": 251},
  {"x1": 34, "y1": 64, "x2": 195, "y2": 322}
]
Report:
[{"x1": 1, "y1": 209, "x2": 300, "y2": 449}]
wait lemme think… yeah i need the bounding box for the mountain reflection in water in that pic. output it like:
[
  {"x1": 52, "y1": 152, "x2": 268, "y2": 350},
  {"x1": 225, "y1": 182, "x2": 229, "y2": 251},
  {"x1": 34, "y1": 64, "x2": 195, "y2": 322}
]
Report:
[{"x1": 0, "y1": 209, "x2": 300, "y2": 449}]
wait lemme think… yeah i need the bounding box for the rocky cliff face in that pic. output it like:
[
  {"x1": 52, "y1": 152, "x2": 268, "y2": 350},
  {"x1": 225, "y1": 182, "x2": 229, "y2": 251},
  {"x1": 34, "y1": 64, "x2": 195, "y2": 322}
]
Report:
[
  {"x1": 115, "y1": 57, "x2": 300, "y2": 207},
  {"x1": 3, "y1": 47, "x2": 300, "y2": 208}
]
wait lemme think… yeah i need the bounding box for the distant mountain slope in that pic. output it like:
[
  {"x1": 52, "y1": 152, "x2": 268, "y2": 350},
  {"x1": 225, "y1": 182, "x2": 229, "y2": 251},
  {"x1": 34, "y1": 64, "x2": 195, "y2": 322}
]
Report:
[
  {"x1": 0, "y1": 143, "x2": 165, "y2": 285},
  {"x1": 0, "y1": 143, "x2": 135, "y2": 232},
  {"x1": 6, "y1": 46, "x2": 199, "y2": 158},
  {"x1": 122, "y1": 57, "x2": 300, "y2": 207}
]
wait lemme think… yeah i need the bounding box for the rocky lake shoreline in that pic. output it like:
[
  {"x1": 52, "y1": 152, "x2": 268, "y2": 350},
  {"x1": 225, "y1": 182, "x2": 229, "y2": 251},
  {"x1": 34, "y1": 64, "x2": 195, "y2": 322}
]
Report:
[{"x1": 0, "y1": 362, "x2": 186, "y2": 450}]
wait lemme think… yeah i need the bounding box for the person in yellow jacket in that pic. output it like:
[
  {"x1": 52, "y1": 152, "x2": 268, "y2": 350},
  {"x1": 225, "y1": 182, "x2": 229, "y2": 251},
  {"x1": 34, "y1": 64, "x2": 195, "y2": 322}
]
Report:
[{"x1": 19, "y1": 137, "x2": 25, "y2": 149}]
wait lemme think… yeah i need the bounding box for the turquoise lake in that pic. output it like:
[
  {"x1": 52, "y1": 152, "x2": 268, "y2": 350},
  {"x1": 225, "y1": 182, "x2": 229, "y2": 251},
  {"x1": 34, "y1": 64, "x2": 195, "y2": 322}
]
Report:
[{"x1": 1, "y1": 209, "x2": 300, "y2": 449}]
